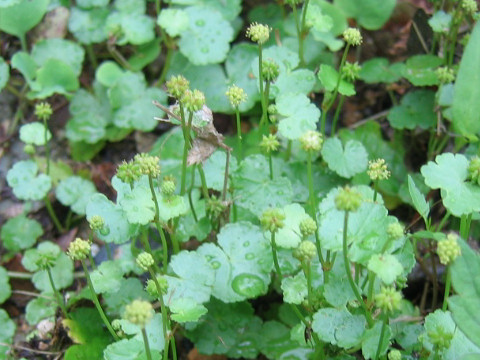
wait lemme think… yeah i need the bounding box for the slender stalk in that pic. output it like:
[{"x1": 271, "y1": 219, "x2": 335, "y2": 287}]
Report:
[
  {"x1": 270, "y1": 232, "x2": 282, "y2": 279},
  {"x1": 105, "y1": 243, "x2": 113, "y2": 261},
  {"x1": 442, "y1": 267, "x2": 451, "y2": 311},
  {"x1": 170, "y1": 229, "x2": 180, "y2": 255},
  {"x1": 157, "y1": 40, "x2": 173, "y2": 87},
  {"x1": 304, "y1": 262, "x2": 313, "y2": 307},
  {"x1": 81, "y1": 260, "x2": 120, "y2": 340},
  {"x1": 460, "y1": 214, "x2": 472, "y2": 240},
  {"x1": 373, "y1": 179, "x2": 379, "y2": 202},
  {"x1": 46, "y1": 267, "x2": 69, "y2": 319},
  {"x1": 289, "y1": 304, "x2": 325, "y2": 358},
  {"x1": 342, "y1": 211, "x2": 373, "y2": 327},
  {"x1": 20, "y1": 33, "x2": 27, "y2": 52},
  {"x1": 171, "y1": 336, "x2": 177, "y2": 360},
  {"x1": 268, "y1": 153, "x2": 273, "y2": 180},
  {"x1": 187, "y1": 168, "x2": 198, "y2": 222},
  {"x1": 374, "y1": 314, "x2": 388, "y2": 360},
  {"x1": 141, "y1": 328, "x2": 153, "y2": 360},
  {"x1": 88, "y1": 252, "x2": 97, "y2": 270},
  {"x1": 148, "y1": 176, "x2": 169, "y2": 273},
  {"x1": 43, "y1": 114, "x2": 51, "y2": 175},
  {"x1": 64, "y1": 210, "x2": 72, "y2": 230},
  {"x1": 235, "y1": 107, "x2": 243, "y2": 158},
  {"x1": 366, "y1": 271, "x2": 376, "y2": 308},
  {"x1": 430, "y1": 243, "x2": 439, "y2": 309},
  {"x1": 44, "y1": 197, "x2": 64, "y2": 233},
  {"x1": 85, "y1": 45, "x2": 98, "y2": 69},
  {"x1": 331, "y1": 94, "x2": 345, "y2": 136},
  {"x1": 306, "y1": 153, "x2": 316, "y2": 217},
  {"x1": 5, "y1": 83, "x2": 22, "y2": 98},
  {"x1": 181, "y1": 112, "x2": 193, "y2": 195},
  {"x1": 263, "y1": 81, "x2": 271, "y2": 131},
  {"x1": 299, "y1": 0, "x2": 311, "y2": 66},
  {"x1": 258, "y1": 44, "x2": 267, "y2": 129},
  {"x1": 198, "y1": 165, "x2": 210, "y2": 199}
]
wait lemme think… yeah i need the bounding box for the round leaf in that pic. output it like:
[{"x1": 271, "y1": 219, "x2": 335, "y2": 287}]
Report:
[
  {"x1": 387, "y1": 89, "x2": 436, "y2": 130},
  {"x1": 0, "y1": 267, "x2": 11, "y2": 304},
  {"x1": 68, "y1": 7, "x2": 109, "y2": 44},
  {"x1": 367, "y1": 254, "x2": 403, "y2": 284},
  {"x1": 56, "y1": 176, "x2": 97, "y2": 215},
  {"x1": 19, "y1": 122, "x2": 51, "y2": 146},
  {"x1": 321, "y1": 137, "x2": 368, "y2": 178},
  {"x1": 31, "y1": 38, "x2": 85, "y2": 76},
  {"x1": 0, "y1": 56, "x2": 9, "y2": 91},
  {"x1": 0, "y1": 0, "x2": 49, "y2": 37},
  {"x1": 0, "y1": 215, "x2": 43, "y2": 252},
  {"x1": 6, "y1": 160, "x2": 52, "y2": 201},
  {"x1": 157, "y1": 8, "x2": 189, "y2": 37}
]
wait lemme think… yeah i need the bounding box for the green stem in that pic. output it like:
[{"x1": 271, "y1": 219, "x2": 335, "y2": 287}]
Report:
[
  {"x1": 373, "y1": 179, "x2": 378, "y2": 202},
  {"x1": 158, "y1": 45, "x2": 173, "y2": 87},
  {"x1": 289, "y1": 304, "x2": 325, "y2": 358},
  {"x1": 5, "y1": 83, "x2": 22, "y2": 98},
  {"x1": 81, "y1": 260, "x2": 120, "y2": 340},
  {"x1": 19, "y1": 33, "x2": 27, "y2": 52},
  {"x1": 43, "y1": 115, "x2": 51, "y2": 176},
  {"x1": 307, "y1": 152, "x2": 325, "y2": 267},
  {"x1": 46, "y1": 267, "x2": 69, "y2": 319},
  {"x1": 285, "y1": 140, "x2": 292, "y2": 161},
  {"x1": 154, "y1": 0, "x2": 161, "y2": 15},
  {"x1": 460, "y1": 214, "x2": 472, "y2": 240},
  {"x1": 141, "y1": 328, "x2": 153, "y2": 360},
  {"x1": 85, "y1": 44, "x2": 98, "y2": 68},
  {"x1": 263, "y1": 81, "x2": 271, "y2": 132},
  {"x1": 187, "y1": 168, "x2": 198, "y2": 222},
  {"x1": 181, "y1": 112, "x2": 193, "y2": 195},
  {"x1": 198, "y1": 165, "x2": 209, "y2": 199},
  {"x1": 64, "y1": 210, "x2": 72, "y2": 230},
  {"x1": 170, "y1": 227, "x2": 180, "y2": 255},
  {"x1": 148, "y1": 176, "x2": 169, "y2": 273},
  {"x1": 268, "y1": 153, "x2": 274, "y2": 180},
  {"x1": 105, "y1": 243, "x2": 113, "y2": 261},
  {"x1": 366, "y1": 271, "x2": 376, "y2": 308},
  {"x1": 331, "y1": 94, "x2": 345, "y2": 136},
  {"x1": 342, "y1": 211, "x2": 373, "y2": 327},
  {"x1": 299, "y1": 0, "x2": 310, "y2": 66},
  {"x1": 44, "y1": 197, "x2": 64, "y2": 233},
  {"x1": 171, "y1": 336, "x2": 177, "y2": 360},
  {"x1": 148, "y1": 268, "x2": 171, "y2": 360},
  {"x1": 235, "y1": 108, "x2": 243, "y2": 158},
  {"x1": 374, "y1": 314, "x2": 388, "y2": 360},
  {"x1": 304, "y1": 261, "x2": 313, "y2": 308},
  {"x1": 442, "y1": 266, "x2": 451, "y2": 311},
  {"x1": 258, "y1": 44, "x2": 266, "y2": 129},
  {"x1": 271, "y1": 232, "x2": 282, "y2": 279},
  {"x1": 88, "y1": 252, "x2": 97, "y2": 270}
]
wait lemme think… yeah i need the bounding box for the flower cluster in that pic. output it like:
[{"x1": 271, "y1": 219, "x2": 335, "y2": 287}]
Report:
[
  {"x1": 260, "y1": 208, "x2": 285, "y2": 233},
  {"x1": 35, "y1": 102, "x2": 53, "y2": 121},
  {"x1": 367, "y1": 158, "x2": 390, "y2": 181},
  {"x1": 436, "y1": 67, "x2": 455, "y2": 84},
  {"x1": 342, "y1": 62, "x2": 361, "y2": 81},
  {"x1": 246, "y1": 22, "x2": 271, "y2": 45},
  {"x1": 468, "y1": 156, "x2": 480, "y2": 185},
  {"x1": 89, "y1": 215, "x2": 105, "y2": 231},
  {"x1": 67, "y1": 238, "x2": 91, "y2": 261},
  {"x1": 123, "y1": 300, "x2": 154, "y2": 328},
  {"x1": 375, "y1": 286, "x2": 402, "y2": 313},
  {"x1": 161, "y1": 179, "x2": 176, "y2": 197},
  {"x1": 462, "y1": 0, "x2": 478, "y2": 15},
  {"x1": 145, "y1": 275, "x2": 169, "y2": 298},
  {"x1": 260, "y1": 134, "x2": 280, "y2": 153},
  {"x1": 117, "y1": 160, "x2": 141, "y2": 185},
  {"x1": 335, "y1": 186, "x2": 362, "y2": 212},
  {"x1": 262, "y1": 59, "x2": 280, "y2": 82},
  {"x1": 136, "y1": 252, "x2": 154, "y2": 271},
  {"x1": 181, "y1": 89, "x2": 206, "y2": 113},
  {"x1": 437, "y1": 233, "x2": 461, "y2": 265},
  {"x1": 293, "y1": 240, "x2": 317, "y2": 262},
  {"x1": 387, "y1": 222, "x2": 404, "y2": 241},
  {"x1": 134, "y1": 153, "x2": 161, "y2": 177},
  {"x1": 299, "y1": 216, "x2": 317, "y2": 238},
  {"x1": 343, "y1": 28, "x2": 363, "y2": 46},
  {"x1": 166, "y1": 75, "x2": 189, "y2": 99},
  {"x1": 300, "y1": 130, "x2": 323, "y2": 153},
  {"x1": 226, "y1": 85, "x2": 247, "y2": 108}
]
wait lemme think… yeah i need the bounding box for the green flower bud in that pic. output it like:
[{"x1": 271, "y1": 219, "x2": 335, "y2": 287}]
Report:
[
  {"x1": 88, "y1": 215, "x2": 105, "y2": 231},
  {"x1": 436, "y1": 67, "x2": 455, "y2": 84},
  {"x1": 262, "y1": 59, "x2": 280, "y2": 82},
  {"x1": 166, "y1": 75, "x2": 190, "y2": 99},
  {"x1": 260, "y1": 134, "x2": 280, "y2": 153},
  {"x1": 181, "y1": 89, "x2": 206, "y2": 113},
  {"x1": 342, "y1": 62, "x2": 361, "y2": 81},
  {"x1": 468, "y1": 156, "x2": 480, "y2": 185},
  {"x1": 293, "y1": 240, "x2": 317, "y2": 262},
  {"x1": 134, "y1": 153, "x2": 161, "y2": 177},
  {"x1": 335, "y1": 186, "x2": 362, "y2": 212},
  {"x1": 206, "y1": 195, "x2": 226, "y2": 218},
  {"x1": 437, "y1": 233, "x2": 461, "y2": 265},
  {"x1": 260, "y1": 208, "x2": 285, "y2": 233},
  {"x1": 299, "y1": 216, "x2": 317, "y2": 238},
  {"x1": 388, "y1": 349, "x2": 402, "y2": 360},
  {"x1": 35, "y1": 252, "x2": 57, "y2": 270},
  {"x1": 387, "y1": 222, "x2": 404, "y2": 241},
  {"x1": 35, "y1": 102, "x2": 53, "y2": 121},
  {"x1": 267, "y1": 104, "x2": 278, "y2": 123},
  {"x1": 367, "y1": 158, "x2": 390, "y2": 181},
  {"x1": 67, "y1": 238, "x2": 91, "y2": 261},
  {"x1": 226, "y1": 84, "x2": 247, "y2": 108},
  {"x1": 111, "y1": 319, "x2": 125, "y2": 337},
  {"x1": 428, "y1": 325, "x2": 453, "y2": 351},
  {"x1": 161, "y1": 179, "x2": 176, "y2": 197},
  {"x1": 462, "y1": 0, "x2": 478, "y2": 15},
  {"x1": 145, "y1": 275, "x2": 169, "y2": 298},
  {"x1": 123, "y1": 299, "x2": 153, "y2": 328},
  {"x1": 375, "y1": 286, "x2": 402, "y2": 313},
  {"x1": 23, "y1": 144, "x2": 35, "y2": 155},
  {"x1": 246, "y1": 22, "x2": 271, "y2": 45},
  {"x1": 136, "y1": 252, "x2": 154, "y2": 271},
  {"x1": 117, "y1": 160, "x2": 141, "y2": 185},
  {"x1": 300, "y1": 130, "x2": 323, "y2": 153},
  {"x1": 343, "y1": 28, "x2": 363, "y2": 46}
]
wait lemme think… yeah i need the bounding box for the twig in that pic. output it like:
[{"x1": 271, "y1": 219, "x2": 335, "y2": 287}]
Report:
[
  {"x1": 348, "y1": 110, "x2": 390, "y2": 129},
  {"x1": 11, "y1": 290, "x2": 54, "y2": 299},
  {"x1": 0, "y1": 342, "x2": 62, "y2": 356}
]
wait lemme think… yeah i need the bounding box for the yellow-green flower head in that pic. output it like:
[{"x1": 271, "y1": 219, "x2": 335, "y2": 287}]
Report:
[
  {"x1": 375, "y1": 286, "x2": 402, "y2": 313},
  {"x1": 117, "y1": 160, "x2": 141, "y2": 185},
  {"x1": 260, "y1": 134, "x2": 280, "y2": 153},
  {"x1": 343, "y1": 27, "x2": 363, "y2": 46},
  {"x1": 335, "y1": 186, "x2": 362, "y2": 212},
  {"x1": 388, "y1": 349, "x2": 402, "y2": 360},
  {"x1": 293, "y1": 240, "x2": 317, "y2": 262},
  {"x1": 428, "y1": 325, "x2": 453, "y2": 351},
  {"x1": 260, "y1": 208, "x2": 285, "y2": 233},
  {"x1": 166, "y1": 75, "x2": 190, "y2": 99},
  {"x1": 367, "y1": 158, "x2": 390, "y2": 181},
  {"x1": 437, "y1": 233, "x2": 461, "y2": 265},
  {"x1": 35, "y1": 252, "x2": 56, "y2": 270},
  {"x1": 134, "y1": 153, "x2": 161, "y2": 177},
  {"x1": 387, "y1": 222, "x2": 404, "y2": 241},
  {"x1": 342, "y1": 62, "x2": 361, "y2": 81},
  {"x1": 67, "y1": 238, "x2": 91, "y2": 261},
  {"x1": 23, "y1": 144, "x2": 35, "y2": 155},
  {"x1": 262, "y1": 59, "x2": 280, "y2": 82},
  {"x1": 123, "y1": 299, "x2": 153, "y2": 328},
  {"x1": 161, "y1": 179, "x2": 176, "y2": 197},
  {"x1": 206, "y1": 195, "x2": 226, "y2": 218},
  {"x1": 300, "y1": 130, "x2": 323, "y2": 153},
  {"x1": 468, "y1": 156, "x2": 480, "y2": 185},
  {"x1": 268, "y1": 104, "x2": 278, "y2": 123},
  {"x1": 226, "y1": 84, "x2": 247, "y2": 108},
  {"x1": 145, "y1": 275, "x2": 169, "y2": 298},
  {"x1": 89, "y1": 215, "x2": 105, "y2": 231},
  {"x1": 246, "y1": 22, "x2": 271, "y2": 45},
  {"x1": 462, "y1": 0, "x2": 478, "y2": 15},
  {"x1": 136, "y1": 252, "x2": 154, "y2": 271},
  {"x1": 436, "y1": 67, "x2": 455, "y2": 84},
  {"x1": 181, "y1": 89, "x2": 206, "y2": 113},
  {"x1": 299, "y1": 216, "x2": 317, "y2": 238},
  {"x1": 35, "y1": 102, "x2": 53, "y2": 121}
]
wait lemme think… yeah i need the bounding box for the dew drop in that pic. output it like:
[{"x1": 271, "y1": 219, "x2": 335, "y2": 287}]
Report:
[
  {"x1": 99, "y1": 225, "x2": 110, "y2": 236},
  {"x1": 211, "y1": 261, "x2": 221, "y2": 269},
  {"x1": 201, "y1": 47, "x2": 209, "y2": 53},
  {"x1": 243, "y1": 241, "x2": 250, "y2": 247},
  {"x1": 205, "y1": 255, "x2": 213, "y2": 261},
  {"x1": 196, "y1": 19, "x2": 205, "y2": 26},
  {"x1": 231, "y1": 273, "x2": 265, "y2": 298},
  {"x1": 245, "y1": 253, "x2": 254, "y2": 260}
]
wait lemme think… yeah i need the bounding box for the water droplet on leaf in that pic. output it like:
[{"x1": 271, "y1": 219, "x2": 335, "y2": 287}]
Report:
[
  {"x1": 232, "y1": 273, "x2": 265, "y2": 298},
  {"x1": 245, "y1": 253, "x2": 254, "y2": 260},
  {"x1": 211, "y1": 261, "x2": 221, "y2": 269}
]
